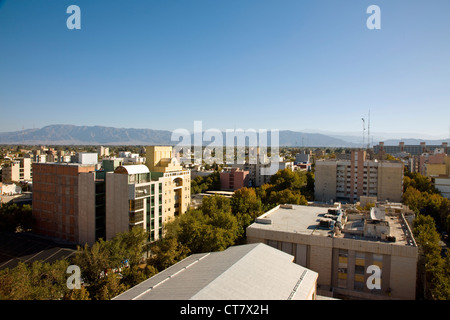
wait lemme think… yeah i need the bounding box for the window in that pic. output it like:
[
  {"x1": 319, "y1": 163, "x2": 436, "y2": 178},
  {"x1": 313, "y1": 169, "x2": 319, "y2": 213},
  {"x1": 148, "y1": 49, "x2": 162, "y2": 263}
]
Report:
[
  {"x1": 129, "y1": 199, "x2": 144, "y2": 211},
  {"x1": 129, "y1": 211, "x2": 144, "y2": 224}
]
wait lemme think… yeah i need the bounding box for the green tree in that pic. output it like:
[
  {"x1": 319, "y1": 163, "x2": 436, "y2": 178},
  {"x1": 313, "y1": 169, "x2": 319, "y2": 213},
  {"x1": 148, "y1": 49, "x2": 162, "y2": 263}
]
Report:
[
  {"x1": 300, "y1": 171, "x2": 315, "y2": 201},
  {"x1": 200, "y1": 194, "x2": 232, "y2": 216},
  {"x1": 71, "y1": 239, "x2": 112, "y2": 288},
  {"x1": 0, "y1": 259, "x2": 70, "y2": 300},
  {"x1": 267, "y1": 189, "x2": 308, "y2": 206},
  {"x1": 169, "y1": 208, "x2": 240, "y2": 254},
  {"x1": 231, "y1": 187, "x2": 263, "y2": 218},
  {"x1": 414, "y1": 214, "x2": 450, "y2": 300},
  {"x1": 0, "y1": 203, "x2": 33, "y2": 232},
  {"x1": 64, "y1": 286, "x2": 91, "y2": 300},
  {"x1": 147, "y1": 237, "x2": 190, "y2": 271},
  {"x1": 94, "y1": 273, "x2": 129, "y2": 300},
  {"x1": 269, "y1": 169, "x2": 304, "y2": 192}
]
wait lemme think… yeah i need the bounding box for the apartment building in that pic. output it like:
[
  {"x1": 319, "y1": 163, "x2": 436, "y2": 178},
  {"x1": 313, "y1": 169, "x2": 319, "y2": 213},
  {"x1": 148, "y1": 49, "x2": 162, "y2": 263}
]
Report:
[
  {"x1": 315, "y1": 150, "x2": 403, "y2": 203},
  {"x1": 220, "y1": 167, "x2": 249, "y2": 191},
  {"x1": 105, "y1": 165, "x2": 164, "y2": 242},
  {"x1": 2, "y1": 157, "x2": 32, "y2": 183},
  {"x1": 374, "y1": 141, "x2": 449, "y2": 156},
  {"x1": 424, "y1": 154, "x2": 450, "y2": 199},
  {"x1": 145, "y1": 146, "x2": 191, "y2": 222},
  {"x1": 246, "y1": 203, "x2": 418, "y2": 300},
  {"x1": 33, "y1": 157, "x2": 166, "y2": 245}
]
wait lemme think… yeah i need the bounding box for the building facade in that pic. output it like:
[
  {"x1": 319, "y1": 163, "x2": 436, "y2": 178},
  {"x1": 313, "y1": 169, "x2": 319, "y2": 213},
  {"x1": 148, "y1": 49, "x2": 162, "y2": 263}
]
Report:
[
  {"x1": 315, "y1": 150, "x2": 404, "y2": 203},
  {"x1": 374, "y1": 141, "x2": 449, "y2": 156},
  {"x1": 220, "y1": 168, "x2": 249, "y2": 191},
  {"x1": 246, "y1": 204, "x2": 418, "y2": 300},
  {"x1": 32, "y1": 162, "x2": 96, "y2": 243},
  {"x1": 33, "y1": 158, "x2": 166, "y2": 245},
  {"x1": 105, "y1": 165, "x2": 164, "y2": 242},
  {"x1": 2, "y1": 157, "x2": 32, "y2": 183},
  {"x1": 146, "y1": 146, "x2": 191, "y2": 223}
]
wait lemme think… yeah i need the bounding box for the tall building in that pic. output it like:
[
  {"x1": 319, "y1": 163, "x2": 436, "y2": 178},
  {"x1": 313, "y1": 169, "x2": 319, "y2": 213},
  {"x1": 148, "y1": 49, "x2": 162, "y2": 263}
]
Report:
[
  {"x1": 32, "y1": 162, "x2": 97, "y2": 243},
  {"x1": 315, "y1": 150, "x2": 404, "y2": 203},
  {"x1": 105, "y1": 165, "x2": 164, "y2": 242},
  {"x1": 33, "y1": 157, "x2": 166, "y2": 245},
  {"x1": 246, "y1": 203, "x2": 418, "y2": 300},
  {"x1": 146, "y1": 146, "x2": 191, "y2": 222}
]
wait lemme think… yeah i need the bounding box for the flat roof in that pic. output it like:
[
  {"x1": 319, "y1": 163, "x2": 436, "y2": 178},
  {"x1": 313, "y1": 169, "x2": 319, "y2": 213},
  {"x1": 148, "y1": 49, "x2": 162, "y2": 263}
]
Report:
[
  {"x1": 248, "y1": 204, "x2": 415, "y2": 246},
  {"x1": 113, "y1": 243, "x2": 318, "y2": 300}
]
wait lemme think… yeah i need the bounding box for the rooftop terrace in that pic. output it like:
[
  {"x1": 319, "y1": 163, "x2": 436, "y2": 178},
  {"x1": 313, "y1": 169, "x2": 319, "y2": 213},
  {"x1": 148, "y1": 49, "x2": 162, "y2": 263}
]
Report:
[{"x1": 249, "y1": 203, "x2": 416, "y2": 246}]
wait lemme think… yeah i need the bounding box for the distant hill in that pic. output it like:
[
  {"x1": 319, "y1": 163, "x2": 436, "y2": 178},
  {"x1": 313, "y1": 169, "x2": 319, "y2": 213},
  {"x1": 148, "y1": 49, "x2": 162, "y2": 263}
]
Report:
[
  {"x1": 0, "y1": 124, "x2": 360, "y2": 147},
  {"x1": 3, "y1": 124, "x2": 446, "y2": 147}
]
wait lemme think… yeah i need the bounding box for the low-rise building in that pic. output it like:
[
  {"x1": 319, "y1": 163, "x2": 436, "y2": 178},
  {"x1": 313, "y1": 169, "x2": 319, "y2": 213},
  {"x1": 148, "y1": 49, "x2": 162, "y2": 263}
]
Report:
[
  {"x1": 246, "y1": 203, "x2": 418, "y2": 300},
  {"x1": 113, "y1": 243, "x2": 318, "y2": 300},
  {"x1": 220, "y1": 167, "x2": 249, "y2": 191}
]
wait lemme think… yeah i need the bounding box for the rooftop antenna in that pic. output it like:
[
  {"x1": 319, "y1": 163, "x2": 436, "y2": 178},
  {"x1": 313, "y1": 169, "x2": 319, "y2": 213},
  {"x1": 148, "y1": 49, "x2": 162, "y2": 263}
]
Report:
[
  {"x1": 367, "y1": 109, "x2": 371, "y2": 149},
  {"x1": 361, "y1": 117, "x2": 366, "y2": 149}
]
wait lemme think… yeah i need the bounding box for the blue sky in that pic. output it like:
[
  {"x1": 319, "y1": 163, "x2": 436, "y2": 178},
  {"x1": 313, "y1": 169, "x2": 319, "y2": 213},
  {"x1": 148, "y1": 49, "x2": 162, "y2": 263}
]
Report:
[{"x1": 0, "y1": 0, "x2": 449, "y2": 138}]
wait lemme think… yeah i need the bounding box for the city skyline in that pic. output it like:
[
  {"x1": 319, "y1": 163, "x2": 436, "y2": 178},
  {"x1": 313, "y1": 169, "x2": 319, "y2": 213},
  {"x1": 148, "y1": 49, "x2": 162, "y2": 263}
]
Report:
[{"x1": 1, "y1": 0, "x2": 449, "y2": 137}]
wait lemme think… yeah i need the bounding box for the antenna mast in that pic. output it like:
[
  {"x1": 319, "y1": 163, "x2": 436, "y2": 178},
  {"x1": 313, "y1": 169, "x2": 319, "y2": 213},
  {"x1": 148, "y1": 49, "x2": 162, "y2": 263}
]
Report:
[
  {"x1": 367, "y1": 109, "x2": 371, "y2": 149},
  {"x1": 361, "y1": 117, "x2": 365, "y2": 149}
]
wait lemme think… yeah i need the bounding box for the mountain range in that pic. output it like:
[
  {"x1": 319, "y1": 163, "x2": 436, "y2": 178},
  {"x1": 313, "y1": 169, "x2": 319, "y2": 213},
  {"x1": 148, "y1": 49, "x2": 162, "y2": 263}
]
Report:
[{"x1": 0, "y1": 125, "x2": 448, "y2": 147}]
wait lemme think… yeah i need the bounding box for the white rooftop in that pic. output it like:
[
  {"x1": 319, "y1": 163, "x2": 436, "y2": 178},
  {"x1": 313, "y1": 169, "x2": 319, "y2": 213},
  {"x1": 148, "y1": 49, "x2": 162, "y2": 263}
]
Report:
[
  {"x1": 118, "y1": 164, "x2": 150, "y2": 175},
  {"x1": 113, "y1": 243, "x2": 318, "y2": 300}
]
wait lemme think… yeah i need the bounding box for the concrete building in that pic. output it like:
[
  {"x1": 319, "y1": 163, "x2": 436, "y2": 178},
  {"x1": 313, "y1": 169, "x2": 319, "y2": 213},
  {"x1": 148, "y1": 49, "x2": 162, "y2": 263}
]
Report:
[
  {"x1": 220, "y1": 168, "x2": 249, "y2": 191},
  {"x1": 32, "y1": 162, "x2": 96, "y2": 243},
  {"x1": 374, "y1": 141, "x2": 449, "y2": 156},
  {"x1": 246, "y1": 203, "x2": 418, "y2": 300},
  {"x1": 98, "y1": 146, "x2": 110, "y2": 157},
  {"x1": 146, "y1": 146, "x2": 191, "y2": 222},
  {"x1": 113, "y1": 243, "x2": 318, "y2": 300},
  {"x1": 105, "y1": 165, "x2": 164, "y2": 242},
  {"x1": 33, "y1": 159, "x2": 166, "y2": 245},
  {"x1": 77, "y1": 152, "x2": 99, "y2": 165},
  {"x1": 424, "y1": 154, "x2": 450, "y2": 199},
  {"x1": 2, "y1": 157, "x2": 32, "y2": 183},
  {"x1": 434, "y1": 177, "x2": 450, "y2": 199},
  {"x1": 315, "y1": 150, "x2": 403, "y2": 203}
]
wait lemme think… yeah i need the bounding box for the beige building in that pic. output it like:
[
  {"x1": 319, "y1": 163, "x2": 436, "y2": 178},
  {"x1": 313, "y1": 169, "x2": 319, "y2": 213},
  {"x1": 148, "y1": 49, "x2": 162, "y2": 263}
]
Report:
[
  {"x1": 425, "y1": 154, "x2": 450, "y2": 199},
  {"x1": 105, "y1": 165, "x2": 164, "y2": 242},
  {"x1": 246, "y1": 203, "x2": 418, "y2": 300},
  {"x1": 315, "y1": 150, "x2": 403, "y2": 203},
  {"x1": 2, "y1": 157, "x2": 32, "y2": 183},
  {"x1": 146, "y1": 146, "x2": 191, "y2": 222}
]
